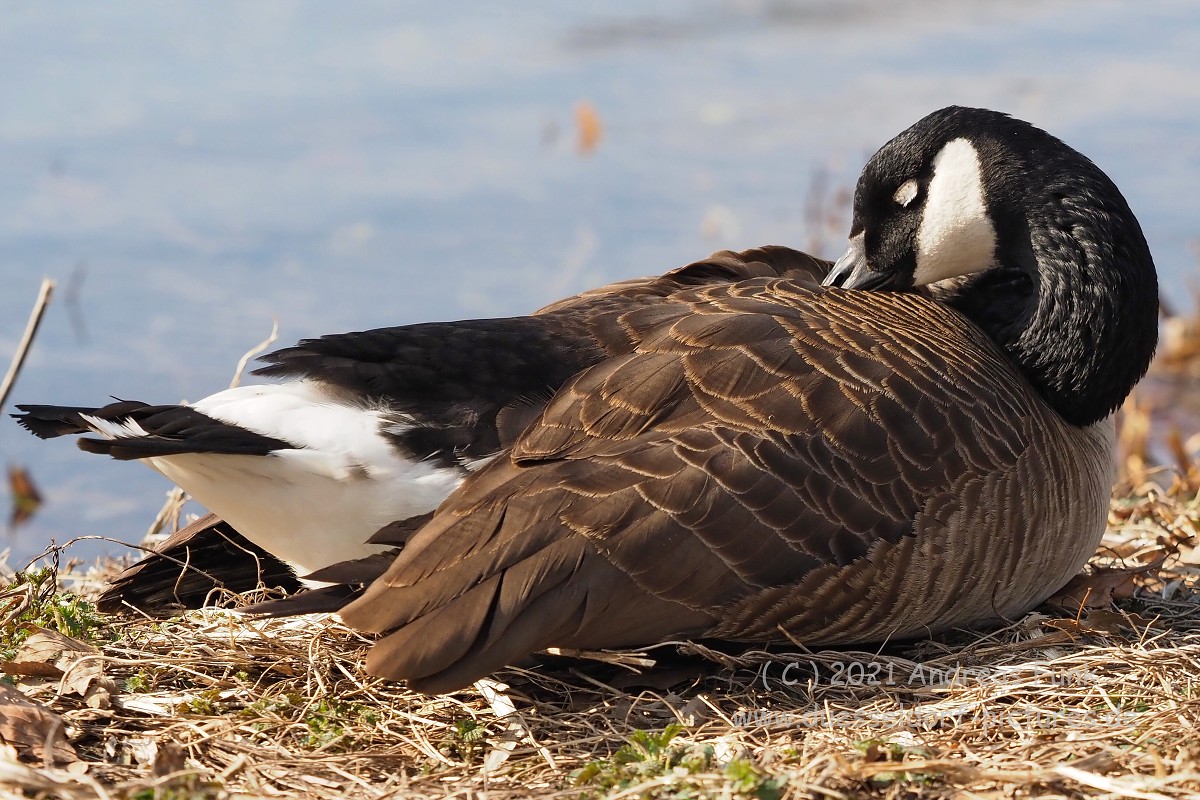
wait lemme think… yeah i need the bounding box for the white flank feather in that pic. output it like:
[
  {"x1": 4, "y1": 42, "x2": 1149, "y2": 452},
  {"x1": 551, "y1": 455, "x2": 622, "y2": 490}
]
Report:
[{"x1": 130, "y1": 381, "x2": 465, "y2": 581}]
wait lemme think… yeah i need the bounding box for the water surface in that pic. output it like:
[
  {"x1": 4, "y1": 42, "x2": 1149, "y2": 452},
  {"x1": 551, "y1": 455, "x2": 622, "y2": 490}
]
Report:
[{"x1": 2, "y1": 0, "x2": 1197, "y2": 564}]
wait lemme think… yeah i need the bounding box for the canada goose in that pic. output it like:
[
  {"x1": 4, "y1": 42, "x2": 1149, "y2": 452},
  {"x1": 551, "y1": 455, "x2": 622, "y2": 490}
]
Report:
[
  {"x1": 17, "y1": 106, "x2": 1157, "y2": 695},
  {"x1": 254, "y1": 106, "x2": 1158, "y2": 693},
  {"x1": 14, "y1": 248, "x2": 828, "y2": 610}
]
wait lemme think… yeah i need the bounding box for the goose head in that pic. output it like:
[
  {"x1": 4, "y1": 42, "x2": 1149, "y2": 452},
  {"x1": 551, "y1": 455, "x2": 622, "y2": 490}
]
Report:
[{"x1": 824, "y1": 105, "x2": 1159, "y2": 428}]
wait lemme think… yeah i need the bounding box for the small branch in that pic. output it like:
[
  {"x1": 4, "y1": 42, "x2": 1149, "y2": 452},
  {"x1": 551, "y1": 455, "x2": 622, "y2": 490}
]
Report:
[
  {"x1": 143, "y1": 487, "x2": 186, "y2": 543},
  {"x1": 229, "y1": 319, "x2": 279, "y2": 389},
  {"x1": 0, "y1": 278, "x2": 55, "y2": 412}
]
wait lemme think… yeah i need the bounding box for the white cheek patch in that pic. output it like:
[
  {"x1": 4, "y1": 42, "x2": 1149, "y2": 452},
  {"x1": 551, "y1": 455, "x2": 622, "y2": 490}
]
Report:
[
  {"x1": 913, "y1": 137, "x2": 997, "y2": 286},
  {"x1": 893, "y1": 179, "x2": 919, "y2": 207}
]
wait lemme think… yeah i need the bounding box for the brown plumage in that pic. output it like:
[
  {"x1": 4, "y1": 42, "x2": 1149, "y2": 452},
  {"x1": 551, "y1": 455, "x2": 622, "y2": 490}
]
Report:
[
  {"x1": 337, "y1": 278, "x2": 1114, "y2": 693},
  {"x1": 277, "y1": 107, "x2": 1158, "y2": 693},
  {"x1": 93, "y1": 247, "x2": 830, "y2": 612}
]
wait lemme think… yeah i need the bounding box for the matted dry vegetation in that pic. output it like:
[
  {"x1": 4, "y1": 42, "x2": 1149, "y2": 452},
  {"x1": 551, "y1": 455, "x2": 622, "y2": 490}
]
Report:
[{"x1": 2, "y1": 468, "x2": 1199, "y2": 799}]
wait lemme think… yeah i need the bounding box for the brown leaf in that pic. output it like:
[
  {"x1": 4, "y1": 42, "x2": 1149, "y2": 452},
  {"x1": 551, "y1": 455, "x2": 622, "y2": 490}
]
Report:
[
  {"x1": 83, "y1": 678, "x2": 118, "y2": 710},
  {"x1": 1042, "y1": 618, "x2": 1087, "y2": 636},
  {"x1": 575, "y1": 100, "x2": 602, "y2": 155},
  {"x1": 0, "y1": 683, "x2": 77, "y2": 764},
  {"x1": 1081, "y1": 609, "x2": 1158, "y2": 633},
  {"x1": 7, "y1": 465, "x2": 42, "y2": 529},
  {"x1": 861, "y1": 741, "x2": 889, "y2": 763},
  {"x1": 9, "y1": 627, "x2": 103, "y2": 696},
  {"x1": 1043, "y1": 609, "x2": 1158, "y2": 636},
  {"x1": 0, "y1": 660, "x2": 65, "y2": 679},
  {"x1": 13, "y1": 627, "x2": 97, "y2": 661},
  {"x1": 1044, "y1": 562, "x2": 1160, "y2": 613},
  {"x1": 152, "y1": 741, "x2": 187, "y2": 777}
]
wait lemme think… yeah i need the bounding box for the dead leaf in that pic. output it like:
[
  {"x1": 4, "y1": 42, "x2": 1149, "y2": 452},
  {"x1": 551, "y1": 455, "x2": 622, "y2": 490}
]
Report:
[
  {"x1": 83, "y1": 678, "x2": 117, "y2": 710},
  {"x1": 63, "y1": 759, "x2": 89, "y2": 776},
  {"x1": 7, "y1": 465, "x2": 42, "y2": 529},
  {"x1": 1085, "y1": 609, "x2": 1159, "y2": 633},
  {"x1": 1176, "y1": 540, "x2": 1200, "y2": 566},
  {"x1": 861, "y1": 741, "x2": 891, "y2": 763},
  {"x1": 0, "y1": 683, "x2": 77, "y2": 764},
  {"x1": 12, "y1": 627, "x2": 97, "y2": 662},
  {"x1": 575, "y1": 100, "x2": 602, "y2": 155},
  {"x1": 1044, "y1": 560, "x2": 1164, "y2": 613},
  {"x1": 130, "y1": 737, "x2": 158, "y2": 766},
  {"x1": 152, "y1": 741, "x2": 186, "y2": 777},
  {"x1": 4, "y1": 627, "x2": 104, "y2": 697},
  {"x1": 676, "y1": 695, "x2": 712, "y2": 726},
  {"x1": 0, "y1": 659, "x2": 65, "y2": 679},
  {"x1": 1044, "y1": 609, "x2": 1158, "y2": 636},
  {"x1": 1166, "y1": 428, "x2": 1200, "y2": 488}
]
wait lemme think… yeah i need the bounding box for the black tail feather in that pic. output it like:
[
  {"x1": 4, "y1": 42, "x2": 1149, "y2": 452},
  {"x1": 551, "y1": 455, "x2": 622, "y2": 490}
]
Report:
[
  {"x1": 13, "y1": 403, "x2": 144, "y2": 439},
  {"x1": 14, "y1": 401, "x2": 294, "y2": 459},
  {"x1": 98, "y1": 513, "x2": 301, "y2": 614}
]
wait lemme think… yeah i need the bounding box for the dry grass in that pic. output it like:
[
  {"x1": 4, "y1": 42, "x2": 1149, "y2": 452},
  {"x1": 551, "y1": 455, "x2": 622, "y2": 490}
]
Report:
[{"x1": 1, "y1": 473, "x2": 1199, "y2": 800}]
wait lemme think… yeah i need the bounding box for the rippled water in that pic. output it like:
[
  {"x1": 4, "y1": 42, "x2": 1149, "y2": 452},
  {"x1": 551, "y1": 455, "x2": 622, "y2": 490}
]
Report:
[{"x1": 2, "y1": 0, "x2": 1198, "y2": 564}]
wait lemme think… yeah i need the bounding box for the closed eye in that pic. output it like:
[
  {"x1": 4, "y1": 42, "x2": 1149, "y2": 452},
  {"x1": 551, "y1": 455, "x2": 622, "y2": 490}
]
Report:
[{"x1": 893, "y1": 179, "x2": 920, "y2": 207}]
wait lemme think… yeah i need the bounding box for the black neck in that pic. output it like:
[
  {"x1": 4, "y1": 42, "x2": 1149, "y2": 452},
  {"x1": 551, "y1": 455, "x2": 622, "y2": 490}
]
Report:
[{"x1": 942, "y1": 179, "x2": 1158, "y2": 427}]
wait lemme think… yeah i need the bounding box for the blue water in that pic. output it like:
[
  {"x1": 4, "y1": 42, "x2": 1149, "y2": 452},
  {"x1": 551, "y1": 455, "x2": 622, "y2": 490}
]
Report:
[{"x1": 2, "y1": 0, "x2": 1198, "y2": 565}]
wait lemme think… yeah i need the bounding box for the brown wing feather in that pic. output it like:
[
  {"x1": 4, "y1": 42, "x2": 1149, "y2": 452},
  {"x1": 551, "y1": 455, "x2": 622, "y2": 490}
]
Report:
[
  {"x1": 338, "y1": 279, "x2": 1070, "y2": 692},
  {"x1": 533, "y1": 246, "x2": 830, "y2": 315},
  {"x1": 93, "y1": 247, "x2": 827, "y2": 618}
]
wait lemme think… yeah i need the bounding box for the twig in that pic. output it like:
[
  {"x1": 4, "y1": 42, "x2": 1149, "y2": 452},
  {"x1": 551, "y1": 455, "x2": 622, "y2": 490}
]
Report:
[
  {"x1": 0, "y1": 277, "x2": 55, "y2": 412},
  {"x1": 230, "y1": 319, "x2": 279, "y2": 389}
]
